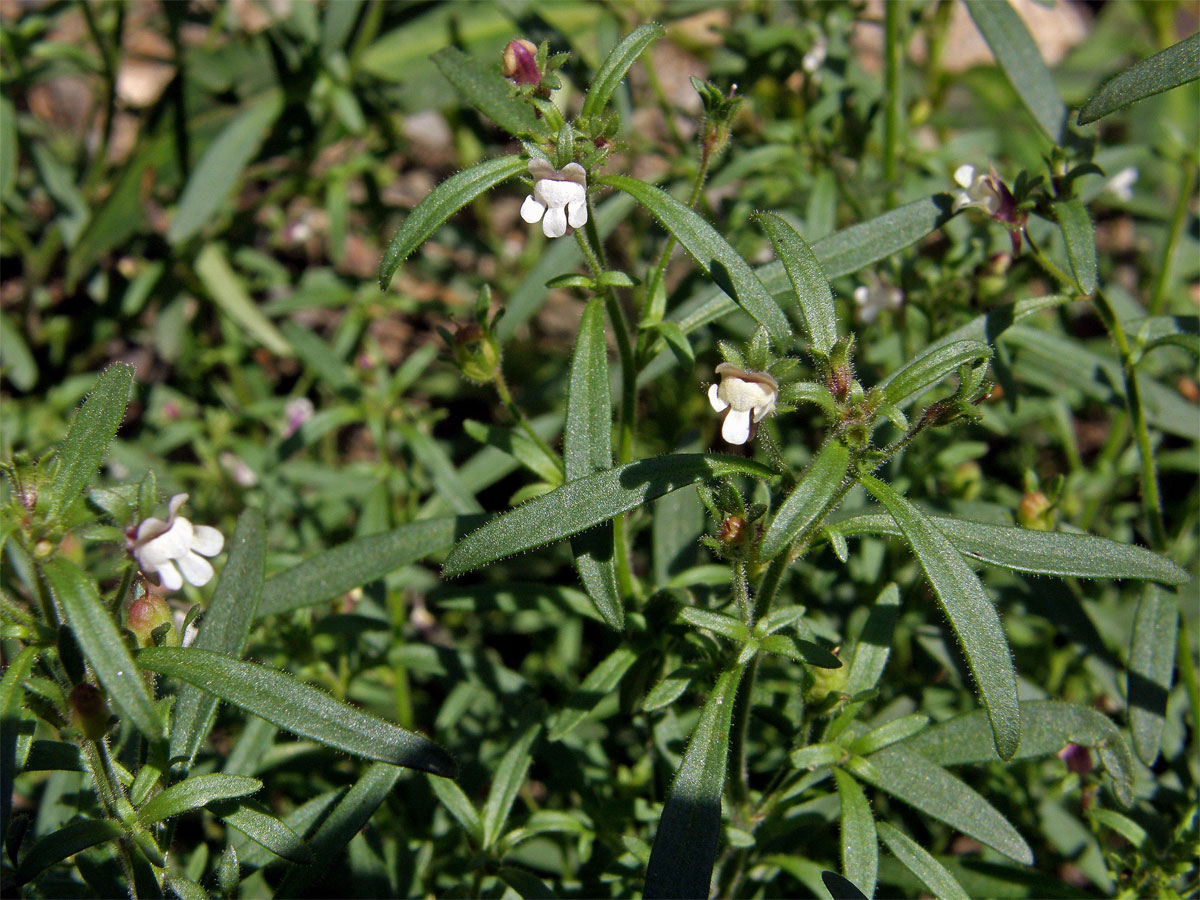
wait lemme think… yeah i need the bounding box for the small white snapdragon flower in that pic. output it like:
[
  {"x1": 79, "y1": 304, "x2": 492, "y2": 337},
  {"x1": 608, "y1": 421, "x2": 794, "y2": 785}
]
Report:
[
  {"x1": 707, "y1": 363, "x2": 779, "y2": 445},
  {"x1": 853, "y1": 276, "x2": 904, "y2": 324},
  {"x1": 1103, "y1": 167, "x2": 1137, "y2": 202},
  {"x1": 520, "y1": 159, "x2": 588, "y2": 239},
  {"x1": 128, "y1": 494, "x2": 224, "y2": 592},
  {"x1": 952, "y1": 164, "x2": 1006, "y2": 215}
]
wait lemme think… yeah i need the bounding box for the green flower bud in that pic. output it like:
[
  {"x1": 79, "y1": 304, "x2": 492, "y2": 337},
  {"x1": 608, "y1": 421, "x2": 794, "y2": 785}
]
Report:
[
  {"x1": 451, "y1": 324, "x2": 501, "y2": 384},
  {"x1": 127, "y1": 594, "x2": 179, "y2": 648}
]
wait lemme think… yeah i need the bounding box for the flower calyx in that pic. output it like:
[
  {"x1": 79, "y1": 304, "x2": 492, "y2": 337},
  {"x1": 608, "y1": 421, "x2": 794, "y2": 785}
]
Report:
[
  {"x1": 127, "y1": 494, "x2": 224, "y2": 592},
  {"x1": 520, "y1": 158, "x2": 588, "y2": 239}
]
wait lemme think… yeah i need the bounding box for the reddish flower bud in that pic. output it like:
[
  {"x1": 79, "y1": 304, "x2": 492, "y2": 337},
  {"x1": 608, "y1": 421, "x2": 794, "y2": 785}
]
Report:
[
  {"x1": 1058, "y1": 743, "x2": 1094, "y2": 776},
  {"x1": 127, "y1": 594, "x2": 179, "y2": 648},
  {"x1": 70, "y1": 684, "x2": 112, "y2": 741},
  {"x1": 502, "y1": 39, "x2": 540, "y2": 86}
]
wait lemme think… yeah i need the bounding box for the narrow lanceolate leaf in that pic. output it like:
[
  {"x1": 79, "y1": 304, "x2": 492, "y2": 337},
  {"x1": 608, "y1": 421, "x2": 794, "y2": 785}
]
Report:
[
  {"x1": 431, "y1": 47, "x2": 547, "y2": 138},
  {"x1": 48, "y1": 364, "x2": 134, "y2": 518},
  {"x1": 548, "y1": 649, "x2": 638, "y2": 741},
  {"x1": 565, "y1": 298, "x2": 623, "y2": 630},
  {"x1": 275, "y1": 763, "x2": 402, "y2": 899},
  {"x1": 822, "y1": 871, "x2": 870, "y2": 900},
  {"x1": 482, "y1": 723, "x2": 541, "y2": 850},
  {"x1": 256, "y1": 516, "x2": 469, "y2": 619},
  {"x1": 598, "y1": 175, "x2": 792, "y2": 347},
  {"x1": 194, "y1": 244, "x2": 292, "y2": 357},
  {"x1": 809, "y1": 196, "x2": 954, "y2": 279},
  {"x1": 137, "y1": 647, "x2": 455, "y2": 777},
  {"x1": 136, "y1": 774, "x2": 261, "y2": 826},
  {"x1": 428, "y1": 774, "x2": 483, "y2": 844},
  {"x1": 755, "y1": 212, "x2": 838, "y2": 354},
  {"x1": 853, "y1": 745, "x2": 1033, "y2": 864},
  {"x1": 1132, "y1": 315, "x2": 1200, "y2": 358},
  {"x1": 829, "y1": 512, "x2": 1189, "y2": 585},
  {"x1": 167, "y1": 91, "x2": 284, "y2": 244},
  {"x1": 444, "y1": 454, "x2": 774, "y2": 577},
  {"x1": 1079, "y1": 32, "x2": 1200, "y2": 124},
  {"x1": 212, "y1": 801, "x2": 310, "y2": 863},
  {"x1": 834, "y1": 770, "x2": 877, "y2": 898},
  {"x1": 170, "y1": 510, "x2": 266, "y2": 768},
  {"x1": 902, "y1": 700, "x2": 1135, "y2": 808},
  {"x1": 644, "y1": 665, "x2": 745, "y2": 900},
  {"x1": 1128, "y1": 584, "x2": 1179, "y2": 766},
  {"x1": 1055, "y1": 200, "x2": 1097, "y2": 295},
  {"x1": 0, "y1": 646, "x2": 39, "y2": 716},
  {"x1": 43, "y1": 557, "x2": 162, "y2": 740},
  {"x1": 876, "y1": 821, "x2": 969, "y2": 900},
  {"x1": 860, "y1": 476, "x2": 1020, "y2": 760},
  {"x1": 379, "y1": 156, "x2": 527, "y2": 289},
  {"x1": 879, "y1": 340, "x2": 991, "y2": 409},
  {"x1": 964, "y1": 0, "x2": 1066, "y2": 141},
  {"x1": 14, "y1": 818, "x2": 125, "y2": 885},
  {"x1": 760, "y1": 440, "x2": 850, "y2": 561},
  {"x1": 845, "y1": 584, "x2": 900, "y2": 696},
  {"x1": 581, "y1": 23, "x2": 665, "y2": 119}
]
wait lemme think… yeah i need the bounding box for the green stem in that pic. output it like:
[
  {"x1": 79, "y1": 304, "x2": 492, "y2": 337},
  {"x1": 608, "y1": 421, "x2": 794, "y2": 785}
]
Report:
[
  {"x1": 1177, "y1": 622, "x2": 1200, "y2": 757},
  {"x1": 726, "y1": 657, "x2": 758, "y2": 810},
  {"x1": 641, "y1": 150, "x2": 714, "y2": 327},
  {"x1": 1148, "y1": 158, "x2": 1196, "y2": 316},
  {"x1": 1024, "y1": 227, "x2": 1076, "y2": 292},
  {"x1": 1093, "y1": 291, "x2": 1167, "y2": 549},
  {"x1": 493, "y1": 371, "x2": 563, "y2": 474},
  {"x1": 883, "y1": 0, "x2": 904, "y2": 200}
]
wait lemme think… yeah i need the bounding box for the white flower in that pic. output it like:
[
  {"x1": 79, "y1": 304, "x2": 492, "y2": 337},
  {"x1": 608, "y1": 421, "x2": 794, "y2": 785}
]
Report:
[
  {"x1": 128, "y1": 494, "x2": 224, "y2": 592},
  {"x1": 1104, "y1": 167, "x2": 1137, "y2": 202},
  {"x1": 853, "y1": 276, "x2": 904, "y2": 324},
  {"x1": 952, "y1": 164, "x2": 1005, "y2": 215},
  {"x1": 520, "y1": 159, "x2": 587, "y2": 239},
  {"x1": 283, "y1": 396, "x2": 314, "y2": 438},
  {"x1": 802, "y1": 36, "x2": 827, "y2": 74},
  {"x1": 707, "y1": 363, "x2": 779, "y2": 445}
]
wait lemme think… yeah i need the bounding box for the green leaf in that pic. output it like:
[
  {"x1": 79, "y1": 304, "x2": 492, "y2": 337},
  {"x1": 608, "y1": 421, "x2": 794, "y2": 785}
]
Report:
[
  {"x1": 755, "y1": 212, "x2": 838, "y2": 354},
  {"x1": 548, "y1": 649, "x2": 638, "y2": 741},
  {"x1": 1128, "y1": 584, "x2": 1178, "y2": 766},
  {"x1": 581, "y1": 24, "x2": 665, "y2": 119},
  {"x1": 565, "y1": 298, "x2": 622, "y2": 630},
  {"x1": 0, "y1": 645, "x2": 39, "y2": 717},
  {"x1": 809, "y1": 195, "x2": 954, "y2": 280},
  {"x1": 860, "y1": 476, "x2": 1020, "y2": 760},
  {"x1": 1089, "y1": 808, "x2": 1147, "y2": 848},
  {"x1": 834, "y1": 770, "x2": 877, "y2": 898},
  {"x1": 212, "y1": 801, "x2": 311, "y2": 864},
  {"x1": 964, "y1": 0, "x2": 1066, "y2": 141},
  {"x1": 1079, "y1": 32, "x2": 1200, "y2": 124},
  {"x1": 0, "y1": 94, "x2": 16, "y2": 201},
  {"x1": 194, "y1": 244, "x2": 292, "y2": 357},
  {"x1": 852, "y1": 745, "x2": 1032, "y2": 864},
  {"x1": 379, "y1": 155, "x2": 528, "y2": 289},
  {"x1": 1132, "y1": 315, "x2": 1200, "y2": 358},
  {"x1": 847, "y1": 713, "x2": 930, "y2": 756},
  {"x1": 0, "y1": 313, "x2": 36, "y2": 391},
  {"x1": 789, "y1": 743, "x2": 846, "y2": 770},
  {"x1": 876, "y1": 821, "x2": 969, "y2": 900},
  {"x1": 879, "y1": 340, "x2": 991, "y2": 409},
  {"x1": 822, "y1": 871, "x2": 870, "y2": 900},
  {"x1": 428, "y1": 774, "x2": 483, "y2": 843},
  {"x1": 482, "y1": 723, "x2": 541, "y2": 849},
  {"x1": 829, "y1": 512, "x2": 1189, "y2": 584},
  {"x1": 845, "y1": 584, "x2": 900, "y2": 696},
  {"x1": 137, "y1": 647, "x2": 455, "y2": 777},
  {"x1": 598, "y1": 175, "x2": 792, "y2": 347},
  {"x1": 169, "y1": 510, "x2": 266, "y2": 768},
  {"x1": 167, "y1": 91, "x2": 284, "y2": 244},
  {"x1": 760, "y1": 440, "x2": 850, "y2": 560},
  {"x1": 399, "y1": 423, "x2": 484, "y2": 515},
  {"x1": 431, "y1": 47, "x2": 548, "y2": 137},
  {"x1": 43, "y1": 558, "x2": 163, "y2": 740},
  {"x1": 136, "y1": 774, "x2": 261, "y2": 826},
  {"x1": 1054, "y1": 200, "x2": 1097, "y2": 295},
  {"x1": 48, "y1": 364, "x2": 134, "y2": 518},
  {"x1": 444, "y1": 454, "x2": 774, "y2": 577},
  {"x1": 678, "y1": 607, "x2": 749, "y2": 642},
  {"x1": 14, "y1": 818, "x2": 125, "y2": 885},
  {"x1": 901, "y1": 700, "x2": 1135, "y2": 808},
  {"x1": 644, "y1": 664, "x2": 745, "y2": 900},
  {"x1": 256, "y1": 516, "x2": 470, "y2": 620},
  {"x1": 275, "y1": 763, "x2": 402, "y2": 899}
]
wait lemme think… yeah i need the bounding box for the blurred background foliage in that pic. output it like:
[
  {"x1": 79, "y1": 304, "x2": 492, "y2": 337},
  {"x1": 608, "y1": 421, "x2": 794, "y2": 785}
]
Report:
[{"x1": 1, "y1": 0, "x2": 1197, "y2": 897}]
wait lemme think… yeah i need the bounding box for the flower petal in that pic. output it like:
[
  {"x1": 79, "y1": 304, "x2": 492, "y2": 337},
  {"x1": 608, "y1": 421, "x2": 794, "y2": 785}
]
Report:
[
  {"x1": 560, "y1": 162, "x2": 587, "y2": 186},
  {"x1": 721, "y1": 408, "x2": 752, "y2": 445},
  {"x1": 753, "y1": 398, "x2": 776, "y2": 423},
  {"x1": 167, "y1": 494, "x2": 189, "y2": 520},
  {"x1": 528, "y1": 158, "x2": 556, "y2": 181},
  {"x1": 520, "y1": 195, "x2": 546, "y2": 224},
  {"x1": 708, "y1": 383, "x2": 729, "y2": 412},
  {"x1": 542, "y1": 206, "x2": 568, "y2": 238},
  {"x1": 135, "y1": 516, "x2": 169, "y2": 544},
  {"x1": 954, "y1": 164, "x2": 976, "y2": 189},
  {"x1": 534, "y1": 178, "x2": 585, "y2": 209},
  {"x1": 177, "y1": 553, "x2": 215, "y2": 587},
  {"x1": 155, "y1": 562, "x2": 184, "y2": 592},
  {"x1": 191, "y1": 525, "x2": 225, "y2": 557},
  {"x1": 567, "y1": 199, "x2": 587, "y2": 229}
]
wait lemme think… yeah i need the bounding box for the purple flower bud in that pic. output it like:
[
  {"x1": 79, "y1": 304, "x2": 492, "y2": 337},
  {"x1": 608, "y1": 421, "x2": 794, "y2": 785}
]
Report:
[{"x1": 502, "y1": 39, "x2": 541, "y2": 86}]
